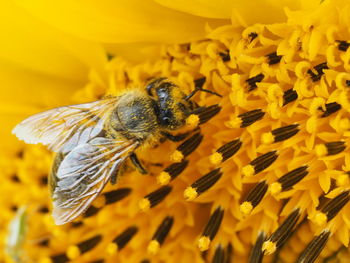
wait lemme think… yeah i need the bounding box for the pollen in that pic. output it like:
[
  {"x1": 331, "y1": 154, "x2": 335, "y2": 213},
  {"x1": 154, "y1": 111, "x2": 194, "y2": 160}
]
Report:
[
  {"x1": 269, "y1": 182, "x2": 282, "y2": 195},
  {"x1": 157, "y1": 171, "x2": 171, "y2": 185},
  {"x1": 261, "y1": 132, "x2": 274, "y2": 145},
  {"x1": 240, "y1": 201, "x2": 253, "y2": 215},
  {"x1": 67, "y1": 245, "x2": 80, "y2": 260},
  {"x1": 147, "y1": 240, "x2": 160, "y2": 255},
  {"x1": 198, "y1": 236, "x2": 211, "y2": 252},
  {"x1": 106, "y1": 242, "x2": 118, "y2": 255},
  {"x1": 242, "y1": 165, "x2": 255, "y2": 177},
  {"x1": 170, "y1": 150, "x2": 184, "y2": 162},
  {"x1": 184, "y1": 187, "x2": 198, "y2": 201},
  {"x1": 262, "y1": 241, "x2": 277, "y2": 255},
  {"x1": 314, "y1": 212, "x2": 327, "y2": 227},
  {"x1": 315, "y1": 144, "x2": 328, "y2": 157},
  {"x1": 186, "y1": 114, "x2": 200, "y2": 128},
  {"x1": 138, "y1": 198, "x2": 151, "y2": 212},
  {"x1": 209, "y1": 152, "x2": 223, "y2": 165}
]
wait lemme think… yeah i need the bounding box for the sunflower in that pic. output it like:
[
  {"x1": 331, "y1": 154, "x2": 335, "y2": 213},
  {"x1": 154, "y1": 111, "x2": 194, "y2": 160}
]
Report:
[{"x1": 2, "y1": 0, "x2": 350, "y2": 262}]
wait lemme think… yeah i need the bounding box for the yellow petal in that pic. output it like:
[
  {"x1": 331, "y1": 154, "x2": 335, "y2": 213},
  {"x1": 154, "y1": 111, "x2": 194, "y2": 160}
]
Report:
[{"x1": 14, "y1": 0, "x2": 225, "y2": 44}]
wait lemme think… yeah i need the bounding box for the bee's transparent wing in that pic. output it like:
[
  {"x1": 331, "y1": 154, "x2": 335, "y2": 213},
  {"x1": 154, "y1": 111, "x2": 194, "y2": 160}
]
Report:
[
  {"x1": 12, "y1": 98, "x2": 117, "y2": 153},
  {"x1": 51, "y1": 137, "x2": 138, "y2": 225}
]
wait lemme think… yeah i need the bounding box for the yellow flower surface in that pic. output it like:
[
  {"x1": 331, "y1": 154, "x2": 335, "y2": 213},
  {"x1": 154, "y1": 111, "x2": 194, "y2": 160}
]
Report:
[{"x1": 2, "y1": 0, "x2": 350, "y2": 263}]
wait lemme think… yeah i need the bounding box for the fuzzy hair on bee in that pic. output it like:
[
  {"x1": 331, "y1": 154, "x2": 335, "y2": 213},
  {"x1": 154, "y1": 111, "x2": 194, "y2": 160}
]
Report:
[{"x1": 12, "y1": 78, "x2": 220, "y2": 225}]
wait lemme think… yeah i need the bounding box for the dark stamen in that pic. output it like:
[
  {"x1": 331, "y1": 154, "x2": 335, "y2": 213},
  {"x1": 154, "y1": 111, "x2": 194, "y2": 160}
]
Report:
[
  {"x1": 225, "y1": 243, "x2": 233, "y2": 263},
  {"x1": 191, "y1": 168, "x2": 223, "y2": 195},
  {"x1": 176, "y1": 133, "x2": 203, "y2": 157},
  {"x1": 90, "y1": 260, "x2": 104, "y2": 263},
  {"x1": 219, "y1": 50, "x2": 230, "y2": 62},
  {"x1": 243, "y1": 181, "x2": 268, "y2": 208},
  {"x1": 278, "y1": 166, "x2": 309, "y2": 191},
  {"x1": 325, "y1": 141, "x2": 346, "y2": 155},
  {"x1": 336, "y1": 40, "x2": 350, "y2": 51},
  {"x1": 271, "y1": 124, "x2": 300, "y2": 142},
  {"x1": 266, "y1": 52, "x2": 282, "y2": 65},
  {"x1": 84, "y1": 206, "x2": 100, "y2": 218},
  {"x1": 185, "y1": 77, "x2": 222, "y2": 100},
  {"x1": 320, "y1": 102, "x2": 341, "y2": 118},
  {"x1": 296, "y1": 231, "x2": 330, "y2": 263},
  {"x1": 71, "y1": 221, "x2": 83, "y2": 228},
  {"x1": 51, "y1": 254, "x2": 69, "y2": 263},
  {"x1": 246, "y1": 73, "x2": 265, "y2": 91},
  {"x1": 77, "y1": 235, "x2": 102, "y2": 254},
  {"x1": 248, "y1": 32, "x2": 258, "y2": 42},
  {"x1": 307, "y1": 62, "x2": 328, "y2": 82},
  {"x1": 144, "y1": 186, "x2": 172, "y2": 208},
  {"x1": 103, "y1": 188, "x2": 131, "y2": 205},
  {"x1": 212, "y1": 245, "x2": 225, "y2": 263},
  {"x1": 112, "y1": 226, "x2": 138, "y2": 250},
  {"x1": 239, "y1": 109, "x2": 265, "y2": 128},
  {"x1": 163, "y1": 160, "x2": 189, "y2": 181},
  {"x1": 152, "y1": 216, "x2": 174, "y2": 245},
  {"x1": 283, "y1": 89, "x2": 298, "y2": 106},
  {"x1": 216, "y1": 139, "x2": 242, "y2": 162},
  {"x1": 140, "y1": 260, "x2": 151, "y2": 263},
  {"x1": 202, "y1": 207, "x2": 225, "y2": 240},
  {"x1": 249, "y1": 232, "x2": 266, "y2": 263},
  {"x1": 190, "y1": 105, "x2": 222, "y2": 125},
  {"x1": 346, "y1": 80, "x2": 350, "y2": 87},
  {"x1": 38, "y1": 238, "x2": 50, "y2": 247},
  {"x1": 321, "y1": 191, "x2": 350, "y2": 221},
  {"x1": 249, "y1": 151, "x2": 278, "y2": 175}
]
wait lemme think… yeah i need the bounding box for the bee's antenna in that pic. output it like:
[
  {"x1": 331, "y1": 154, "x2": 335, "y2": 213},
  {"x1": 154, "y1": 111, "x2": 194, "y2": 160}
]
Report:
[{"x1": 184, "y1": 87, "x2": 222, "y2": 101}]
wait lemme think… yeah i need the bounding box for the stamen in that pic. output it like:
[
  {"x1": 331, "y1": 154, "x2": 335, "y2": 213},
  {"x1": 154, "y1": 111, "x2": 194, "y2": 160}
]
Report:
[
  {"x1": 240, "y1": 181, "x2": 268, "y2": 215},
  {"x1": 103, "y1": 188, "x2": 131, "y2": 205},
  {"x1": 211, "y1": 245, "x2": 225, "y2": 263},
  {"x1": 283, "y1": 89, "x2": 298, "y2": 106},
  {"x1": 321, "y1": 191, "x2": 350, "y2": 221},
  {"x1": 210, "y1": 139, "x2": 242, "y2": 165},
  {"x1": 225, "y1": 243, "x2": 233, "y2": 263},
  {"x1": 219, "y1": 50, "x2": 230, "y2": 62},
  {"x1": 139, "y1": 186, "x2": 172, "y2": 211},
  {"x1": 77, "y1": 235, "x2": 102, "y2": 254},
  {"x1": 198, "y1": 207, "x2": 224, "y2": 251},
  {"x1": 296, "y1": 230, "x2": 330, "y2": 263},
  {"x1": 171, "y1": 133, "x2": 203, "y2": 162},
  {"x1": 248, "y1": 32, "x2": 258, "y2": 42},
  {"x1": 84, "y1": 206, "x2": 100, "y2": 218},
  {"x1": 147, "y1": 216, "x2": 174, "y2": 255},
  {"x1": 266, "y1": 52, "x2": 282, "y2": 65},
  {"x1": 157, "y1": 160, "x2": 189, "y2": 185},
  {"x1": 71, "y1": 221, "x2": 83, "y2": 228},
  {"x1": 315, "y1": 141, "x2": 346, "y2": 157},
  {"x1": 112, "y1": 226, "x2": 138, "y2": 250},
  {"x1": 242, "y1": 151, "x2": 278, "y2": 177},
  {"x1": 276, "y1": 165, "x2": 309, "y2": 191},
  {"x1": 262, "y1": 124, "x2": 300, "y2": 144},
  {"x1": 263, "y1": 209, "x2": 301, "y2": 255},
  {"x1": 246, "y1": 73, "x2": 265, "y2": 91},
  {"x1": 307, "y1": 62, "x2": 328, "y2": 82},
  {"x1": 140, "y1": 260, "x2": 150, "y2": 263},
  {"x1": 238, "y1": 109, "x2": 265, "y2": 128},
  {"x1": 319, "y1": 102, "x2": 341, "y2": 118},
  {"x1": 189, "y1": 105, "x2": 222, "y2": 125},
  {"x1": 336, "y1": 40, "x2": 350, "y2": 51},
  {"x1": 51, "y1": 254, "x2": 69, "y2": 263},
  {"x1": 184, "y1": 168, "x2": 223, "y2": 201},
  {"x1": 90, "y1": 260, "x2": 104, "y2": 263},
  {"x1": 249, "y1": 232, "x2": 266, "y2": 263}
]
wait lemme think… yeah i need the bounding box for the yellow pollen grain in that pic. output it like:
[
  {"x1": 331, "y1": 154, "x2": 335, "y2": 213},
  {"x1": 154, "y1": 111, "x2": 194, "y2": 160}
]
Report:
[
  {"x1": 262, "y1": 241, "x2": 277, "y2": 255},
  {"x1": 240, "y1": 201, "x2": 253, "y2": 215},
  {"x1": 198, "y1": 236, "x2": 211, "y2": 251},
  {"x1": 315, "y1": 144, "x2": 328, "y2": 157},
  {"x1": 106, "y1": 242, "x2": 118, "y2": 255},
  {"x1": 138, "y1": 198, "x2": 151, "y2": 212},
  {"x1": 261, "y1": 132, "x2": 274, "y2": 144},
  {"x1": 270, "y1": 182, "x2": 282, "y2": 195},
  {"x1": 39, "y1": 257, "x2": 52, "y2": 263},
  {"x1": 170, "y1": 150, "x2": 184, "y2": 162},
  {"x1": 226, "y1": 117, "x2": 241, "y2": 129},
  {"x1": 242, "y1": 165, "x2": 255, "y2": 177},
  {"x1": 186, "y1": 114, "x2": 200, "y2": 128},
  {"x1": 147, "y1": 240, "x2": 160, "y2": 255},
  {"x1": 336, "y1": 174, "x2": 349, "y2": 187},
  {"x1": 67, "y1": 245, "x2": 80, "y2": 260},
  {"x1": 210, "y1": 152, "x2": 223, "y2": 165},
  {"x1": 94, "y1": 195, "x2": 106, "y2": 208},
  {"x1": 184, "y1": 187, "x2": 198, "y2": 201},
  {"x1": 157, "y1": 171, "x2": 171, "y2": 185},
  {"x1": 314, "y1": 212, "x2": 327, "y2": 226}
]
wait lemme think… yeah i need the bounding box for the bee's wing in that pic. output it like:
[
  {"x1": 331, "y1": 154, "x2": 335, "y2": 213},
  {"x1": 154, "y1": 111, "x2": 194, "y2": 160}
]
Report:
[
  {"x1": 12, "y1": 98, "x2": 117, "y2": 153},
  {"x1": 51, "y1": 137, "x2": 138, "y2": 225}
]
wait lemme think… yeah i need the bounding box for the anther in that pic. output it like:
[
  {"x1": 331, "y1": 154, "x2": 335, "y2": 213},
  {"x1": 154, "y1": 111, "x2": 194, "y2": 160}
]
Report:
[
  {"x1": 140, "y1": 260, "x2": 151, "y2": 263},
  {"x1": 263, "y1": 209, "x2": 301, "y2": 255},
  {"x1": 139, "y1": 186, "x2": 172, "y2": 211},
  {"x1": 307, "y1": 62, "x2": 328, "y2": 82},
  {"x1": 198, "y1": 207, "x2": 224, "y2": 251},
  {"x1": 238, "y1": 109, "x2": 265, "y2": 128},
  {"x1": 51, "y1": 254, "x2": 69, "y2": 263},
  {"x1": 157, "y1": 160, "x2": 189, "y2": 185},
  {"x1": 76, "y1": 235, "x2": 102, "y2": 254},
  {"x1": 84, "y1": 206, "x2": 100, "y2": 218},
  {"x1": 320, "y1": 191, "x2": 350, "y2": 221},
  {"x1": 112, "y1": 226, "x2": 138, "y2": 251},
  {"x1": 147, "y1": 216, "x2": 174, "y2": 255},
  {"x1": 276, "y1": 166, "x2": 309, "y2": 192},
  {"x1": 266, "y1": 52, "x2": 282, "y2": 65},
  {"x1": 103, "y1": 188, "x2": 131, "y2": 205},
  {"x1": 240, "y1": 181, "x2": 268, "y2": 215},
  {"x1": 242, "y1": 151, "x2": 278, "y2": 177},
  {"x1": 249, "y1": 232, "x2": 266, "y2": 263},
  {"x1": 319, "y1": 102, "x2": 341, "y2": 118},
  {"x1": 171, "y1": 133, "x2": 203, "y2": 162},
  {"x1": 262, "y1": 124, "x2": 300, "y2": 144},
  {"x1": 184, "y1": 168, "x2": 223, "y2": 201},
  {"x1": 219, "y1": 50, "x2": 230, "y2": 62},
  {"x1": 296, "y1": 230, "x2": 330, "y2": 263},
  {"x1": 336, "y1": 40, "x2": 350, "y2": 51},
  {"x1": 211, "y1": 245, "x2": 225, "y2": 263},
  {"x1": 246, "y1": 73, "x2": 265, "y2": 91},
  {"x1": 283, "y1": 89, "x2": 298, "y2": 106},
  {"x1": 90, "y1": 260, "x2": 104, "y2": 263},
  {"x1": 210, "y1": 139, "x2": 242, "y2": 165},
  {"x1": 225, "y1": 243, "x2": 233, "y2": 263},
  {"x1": 189, "y1": 105, "x2": 222, "y2": 125},
  {"x1": 248, "y1": 32, "x2": 258, "y2": 42},
  {"x1": 315, "y1": 141, "x2": 346, "y2": 157}
]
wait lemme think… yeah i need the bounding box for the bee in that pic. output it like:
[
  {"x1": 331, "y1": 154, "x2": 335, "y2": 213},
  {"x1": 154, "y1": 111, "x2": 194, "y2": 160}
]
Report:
[{"x1": 13, "y1": 78, "x2": 220, "y2": 225}]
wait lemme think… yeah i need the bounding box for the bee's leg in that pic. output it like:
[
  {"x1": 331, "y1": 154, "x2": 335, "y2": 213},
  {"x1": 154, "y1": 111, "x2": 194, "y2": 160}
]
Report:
[
  {"x1": 161, "y1": 131, "x2": 190, "y2": 142},
  {"x1": 129, "y1": 153, "x2": 148, "y2": 174}
]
